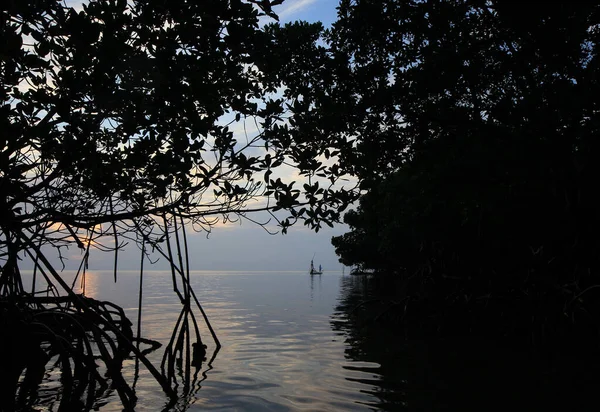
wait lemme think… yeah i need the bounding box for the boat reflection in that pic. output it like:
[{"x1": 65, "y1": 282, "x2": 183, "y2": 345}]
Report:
[{"x1": 309, "y1": 271, "x2": 322, "y2": 303}]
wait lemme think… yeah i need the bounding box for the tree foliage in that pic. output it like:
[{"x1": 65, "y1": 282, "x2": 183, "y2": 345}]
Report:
[
  {"x1": 2, "y1": 0, "x2": 353, "y2": 263},
  {"x1": 1, "y1": 0, "x2": 356, "y2": 408},
  {"x1": 322, "y1": 1, "x2": 600, "y2": 338}
]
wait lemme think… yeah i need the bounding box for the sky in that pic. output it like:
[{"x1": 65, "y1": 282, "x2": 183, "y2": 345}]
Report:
[
  {"x1": 49, "y1": 0, "x2": 351, "y2": 272},
  {"x1": 274, "y1": 0, "x2": 339, "y2": 26}
]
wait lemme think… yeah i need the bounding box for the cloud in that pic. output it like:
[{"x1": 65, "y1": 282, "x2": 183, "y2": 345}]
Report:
[{"x1": 277, "y1": 0, "x2": 318, "y2": 19}]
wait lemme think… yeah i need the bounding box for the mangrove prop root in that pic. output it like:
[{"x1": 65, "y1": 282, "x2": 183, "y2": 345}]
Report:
[{"x1": 1, "y1": 292, "x2": 163, "y2": 411}]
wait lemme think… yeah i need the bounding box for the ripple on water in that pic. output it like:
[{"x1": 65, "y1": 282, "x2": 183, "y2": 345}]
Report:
[{"x1": 21, "y1": 271, "x2": 397, "y2": 411}]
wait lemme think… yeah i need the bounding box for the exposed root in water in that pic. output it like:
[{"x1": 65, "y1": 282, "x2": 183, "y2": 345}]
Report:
[
  {"x1": 0, "y1": 293, "x2": 162, "y2": 411},
  {"x1": 157, "y1": 216, "x2": 221, "y2": 397},
  {"x1": 1, "y1": 218, "x2": 221, "y2": 411}
]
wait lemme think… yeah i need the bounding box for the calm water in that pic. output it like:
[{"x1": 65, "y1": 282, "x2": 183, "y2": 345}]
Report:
[
  {"x1": 23, "y1": 270, "x2": 387, "y2": 411},
  {"x1": 20, "y1": 270, "x2": 600, "y2": 411}
]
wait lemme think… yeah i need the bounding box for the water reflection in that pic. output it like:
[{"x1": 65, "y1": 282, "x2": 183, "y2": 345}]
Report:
[
  {"x1": 20, "y1": 270, "x2": 542, "y2": 411},
  {"x1": 309, "y1": 272, "x2": 322, "y2": 303},
  {"x1": 79, "y1": 269, "x2": 99, "y2": 297},
  {"x1": 331, "y1": 274, "x2": 600, "y2": 411},
  {"x1": 87, "y1": 271, "x2": 387, "y2": 411}
]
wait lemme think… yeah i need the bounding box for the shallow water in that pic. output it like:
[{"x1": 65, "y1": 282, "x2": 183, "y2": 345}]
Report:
[
  {"x1": 23, "y1": 270, "x2": 388, "y2": 411},
  {"x1": 22, "y1": 269, "x2": 600, "y2": 411}
]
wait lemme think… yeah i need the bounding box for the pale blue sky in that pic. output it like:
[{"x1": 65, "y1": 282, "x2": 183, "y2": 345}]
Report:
[
  {"x1": 275, "y1": 0, "x2": 339, "y2": 26},
  {"x1": 41, "y1": 1, "x2": 349, "y2": 272}
]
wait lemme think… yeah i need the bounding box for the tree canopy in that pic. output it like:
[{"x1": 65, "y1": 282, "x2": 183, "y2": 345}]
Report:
[
  {"x1": 319, "y1": 1, "x2": 600, "y2": 338},
  {"x1": 1, "y1": 0, "x2": 356, "y2": 284},
  {"x1": 6, "y1": 0, "x2": 600, "y2": 406},
  {"x1": 1, "y1": 0, "x2": 356, "y2": 408}
]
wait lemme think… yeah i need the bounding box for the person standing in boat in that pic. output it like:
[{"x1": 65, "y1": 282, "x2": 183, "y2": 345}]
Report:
[{"x1": 319, "y1": 264, "x2": 322, "y2": 272}]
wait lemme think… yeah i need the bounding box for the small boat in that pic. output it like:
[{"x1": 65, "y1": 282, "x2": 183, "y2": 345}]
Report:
[{"x1": 309, "y1": 259, "x2": 322, "y2": 275}]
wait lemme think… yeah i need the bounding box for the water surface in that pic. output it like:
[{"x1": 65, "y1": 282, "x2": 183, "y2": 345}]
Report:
[
  {"x1": 25, "y1": 270, "x2": 385, "y2": 411},
  {"x1": 24, "y1": 270, "x2": 600, "y2": 411}
]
